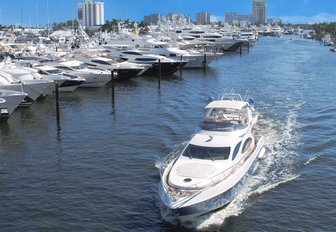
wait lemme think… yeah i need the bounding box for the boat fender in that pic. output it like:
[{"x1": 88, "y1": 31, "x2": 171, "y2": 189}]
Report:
[{"x1": 258, "y1": 147, "x2": 266, "y2": 160}]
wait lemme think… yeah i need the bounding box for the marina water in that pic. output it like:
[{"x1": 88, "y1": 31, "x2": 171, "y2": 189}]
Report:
[{"x1": 0, "y1": 36, "x2": 335, "y2": 231}]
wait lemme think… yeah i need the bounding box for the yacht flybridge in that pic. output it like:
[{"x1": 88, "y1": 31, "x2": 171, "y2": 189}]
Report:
[{"x1": 159, "y1": 90, "x2": 266, "y2": 221}]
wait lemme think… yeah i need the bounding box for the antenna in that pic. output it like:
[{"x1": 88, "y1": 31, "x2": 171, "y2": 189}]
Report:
[
  {"x1": 47, "y1": 0, "x2": 50, "y2": 30},
  {"x1": 21, "y1": 4, "x2": 23, "y2": 27},
  {"x1": 35, "y1": 0, "x2": 39, "y2": 28}
]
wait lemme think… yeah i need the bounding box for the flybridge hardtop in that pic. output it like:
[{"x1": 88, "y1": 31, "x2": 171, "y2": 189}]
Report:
[
  {"x1": 159, "y1": 90, "x2": 266, "y2": 221},
  {"x1": 205, "y1": 100, "x2": 248, "y2": 110}
]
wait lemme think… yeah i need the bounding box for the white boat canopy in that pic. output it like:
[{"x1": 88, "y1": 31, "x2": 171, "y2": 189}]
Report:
[{"x1": 205, "y1": 100, "x2": 247, "y2": 110}]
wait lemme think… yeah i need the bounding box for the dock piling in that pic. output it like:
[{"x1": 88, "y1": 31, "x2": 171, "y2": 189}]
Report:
[
  {"x1": 55, "y1": 82, "x2": 60, "y2": 122},
  {"x1": 111, "y1": 69, "x2": 116, "y2": 114},
  {"x1": 180, "y1": 55, "x2": 183, "y2": 76},
  {"x1": 158, "y1": 59, "x2": 161, "y2": 89},
  {"x1": 203, "y1": 54, "x2": 207, "y2": 71},
  {"x1": 111, "y1": 69, "x2": 115, "y2": 99}
]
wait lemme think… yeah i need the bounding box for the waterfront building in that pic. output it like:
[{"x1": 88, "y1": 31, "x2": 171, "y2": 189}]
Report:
[
  {"x1": 78, "y1": 0, "x2": 104, "y2": 30},
  {"x1": 196, "y1": 11, "x2": 210, "y2": 25},
  {"x1": 144, "y1": 13, "x2": 190, "y2": 25},
  {"x1": 144, "y1": 14, "x2": 164, "y2": 25},
  {"x1": 225, "y1": 12, "x2": 239, "y2": 24},
  {"x1": 238, "y1": 14, "x2": 252, "y2": 24},
  {"x1": 252, "y1": 0, "x2": 267, "y2": 25},
  {"x1": 225, "y1": 12, "x2": 252, "y2": 25},
  {"x1": 267, "y1": 17, "x2": 282, "y2": 25},
  {"x1": 167, "y1": 13, "x2": 191, "y2": 25}
]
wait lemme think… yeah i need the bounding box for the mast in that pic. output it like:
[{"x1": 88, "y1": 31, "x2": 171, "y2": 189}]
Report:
[
  {"x1": 21, "y1": 4, "x2": 23, "y2": 27},
  {"x1": 35, "y1": 0, "x2": 39, "y2": 28}
]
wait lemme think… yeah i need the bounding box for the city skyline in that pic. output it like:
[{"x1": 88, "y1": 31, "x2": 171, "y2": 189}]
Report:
[{"x1": 0, "y1": 0, "x2": 335, "y2": 27}]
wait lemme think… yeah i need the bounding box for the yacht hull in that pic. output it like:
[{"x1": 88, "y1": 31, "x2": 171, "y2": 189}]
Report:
[
  {"x1": 0, "y1": 90, "x2": 27, "y2": 122},
  {"x1": 183, "y1": 55, "x2": 218, "y2": 68},
  {"x1": 58, "y1": 80, "x2": 84, "y2": 92},
  {"x1": 116, "y1": 68, "x2": 143, "y2": 80},
  {"x1": 78, "y1": 74, "x2": 111, "y2": 88},
  {"x1": 143, "y1": 62, "x2": 186, "y2": 76},
  {"x1": 160, "y1": 157, "x2": 257, "y2": 221}
]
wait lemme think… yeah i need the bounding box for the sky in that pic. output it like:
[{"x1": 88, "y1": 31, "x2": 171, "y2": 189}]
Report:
[{"x1": 0, "y1": 0, "x2": 335, "y2": 26}]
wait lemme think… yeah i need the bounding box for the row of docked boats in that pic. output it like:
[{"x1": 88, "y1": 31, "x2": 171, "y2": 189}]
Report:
[{"x1": 0, "y1": 25, "x2": 255, "y2": 122}]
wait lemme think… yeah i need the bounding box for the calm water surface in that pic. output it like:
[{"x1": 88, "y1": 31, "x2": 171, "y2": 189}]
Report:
[{"x1": 0, "y1": 36, "x2": 335, "y2": 231}]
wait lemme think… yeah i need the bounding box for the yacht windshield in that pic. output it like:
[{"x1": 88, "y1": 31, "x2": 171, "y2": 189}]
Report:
[
  {"x1": 182, "y1": 144, "x2": 230, "y2": 160},
  {"x1": 72, "y1": 64, "x2": 86, "y2": 70},
  {"x1": 46, "y1": 69, "x2": 62, "y2": 74}
]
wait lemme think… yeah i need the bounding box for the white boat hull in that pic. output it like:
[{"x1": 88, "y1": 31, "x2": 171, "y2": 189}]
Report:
[
  {"x1": 78, "y1": 74, "x2": 110, "y2": 88},
  {"x1": 0, "y1": 90, "x2": 28, "y2": 121}
]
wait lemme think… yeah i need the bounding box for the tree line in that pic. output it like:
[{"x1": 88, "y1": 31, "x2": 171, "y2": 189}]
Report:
[
  {"x1": 51, "y1": 19, "x2": 149, "y2": 33},
  {"x1": 311, "y1": 22, "x2": 336, "y2": 40}
]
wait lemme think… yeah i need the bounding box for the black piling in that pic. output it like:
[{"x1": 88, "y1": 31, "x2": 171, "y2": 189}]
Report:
[
  {"x1": 203, "y1": 54, "x2": 207, "y2": 71},
  {"x1": 55, "y1": 82, "x2": 60, "y2": 122},
  {"x1": 240, "y1": 45, "x2": 242, "y2": 55},
  {"x1": 180, "y1": 55, "x2": 183, "y2": 76},
  {"x1": 158, "y1": 59, "x2": 161, "y2": 89},
  {"x1": 111, "y1": 69, "x2": 115, "y2": 110},
  {"x1": 247, "y1": 43, "x2": 250, "y2": 52},
  {"x1": 111, "y1": 69, "x2": 115, "y2": 97}
]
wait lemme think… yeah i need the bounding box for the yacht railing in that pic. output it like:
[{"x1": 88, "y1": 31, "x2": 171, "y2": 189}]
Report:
[
  {"x1": 161, "y1": 136, "x2": 264, "y2": 199},
  {"x1": 217, "y1": 88, "x2": 252, "y2": 102}
]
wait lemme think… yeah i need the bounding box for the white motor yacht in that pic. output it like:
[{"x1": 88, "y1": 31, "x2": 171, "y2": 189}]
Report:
[
  {"x1": 0, "y1": 89, "x2": 28, "y2": 121},
  {"x1": 74, "y1": 53, "x2": 150, "y2": 80},
  {"x1": 104, "y1": 48, "x2": 187, "y2": 76},
  {"x1": 0, "y1": 68, "x2": 51, "y2": 105},
  {"x1": 159, "y1": 90, "x2": 266, "y2": 221},
  {"x1": 114, "y1": 38, "x2": 220, "y2": 68},
  {"x1": 0, "y1": 64, "x2": 55, "y2": 98},
  {"x1": 33, "y1": 65, "x2": 85, "y2": 92},
  {"x1": 52, "y1": 60, "x2": 111, "y2": 88}
]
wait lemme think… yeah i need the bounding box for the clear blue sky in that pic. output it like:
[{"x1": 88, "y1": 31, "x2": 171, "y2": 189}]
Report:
[{"x1": 0, "y1": 0, "x2": 335, "y2": 26}]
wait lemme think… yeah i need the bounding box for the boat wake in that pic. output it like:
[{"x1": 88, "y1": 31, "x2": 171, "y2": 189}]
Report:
[{"x1": 159, "y1": 99, "x2": 304, "y2": 229}]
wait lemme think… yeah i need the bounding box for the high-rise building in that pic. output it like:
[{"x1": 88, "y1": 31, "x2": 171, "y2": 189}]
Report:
[
  {"x1": 167, "y1": 13, "x2": 191, "y2": 24},
  {"x1": 225, "y1": 12, "x2": 239, "y2": 24},
  {"x1": 144, "y1": 14, "x2": 164, "y2": 25},
  {"x1": 78, "y1": 0, "x2": 104, "y2": 29},
  {"x1": 252, "y1": 0, "x2": 267, "y2": 25},
  {"x1": 225, "y1": 12, "x2": 252, "y2": 25},
  {"x1": 196, "y1": 11, "x2": 210, "y2": 25},
  {"x1": 144, "y1": 13, "x2": 191, "y2": 25}
]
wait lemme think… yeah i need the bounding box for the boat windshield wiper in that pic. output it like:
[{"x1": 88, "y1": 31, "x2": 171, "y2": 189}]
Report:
[
  {"x1": 188, "y1": 149, "x2": 192, "y2": 159},
  {"x1": 206, "y1": 150, "x2": 215, "y2": 161}
]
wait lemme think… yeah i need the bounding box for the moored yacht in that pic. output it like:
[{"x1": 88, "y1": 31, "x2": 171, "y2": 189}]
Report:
[
  {"x1": 0, "y1": 64, "x2": 55, "y2": 98},
  {"x1": 107, "y1": 38, "x2": 220, "y2": 68},
  {"x1": 0, "y1": 89, "x2": 28, "y2": 121},
  {"x1": 33, "y1": 65, "x2": 85, "y2": 92},
  {"x1": 52, "y1": 60, "x2": 111, "y2": 88},
  {"x1": 159, "y1": 90, "x2": 265, "y2": 221},
  {"x1": 0, "y1": 67, "x2": 53, "y2": 104},
  {"x1": 73, "y1": 52, "x2": 150, "y2": 80},
  {"x1": 105, "y1": 48, "x2": 187, "y2": 76}
]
